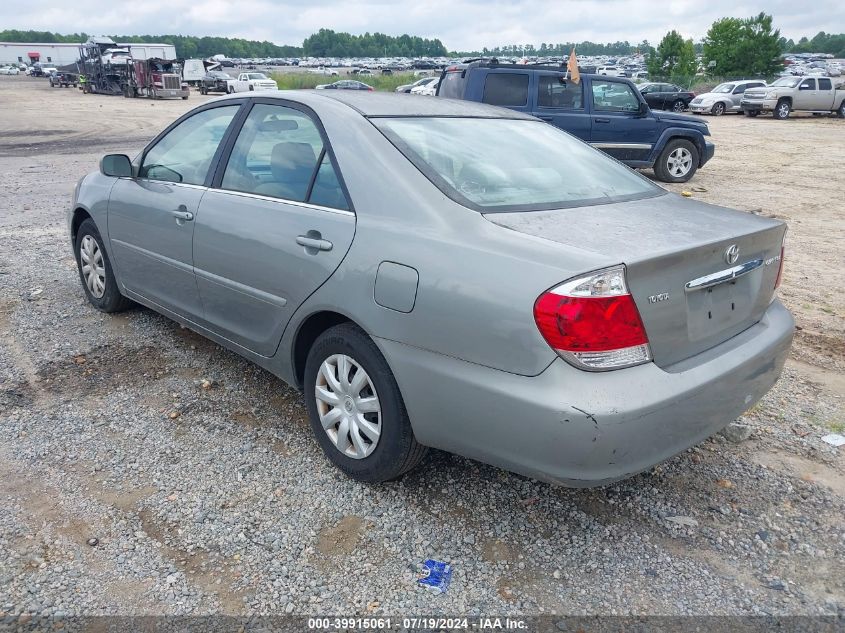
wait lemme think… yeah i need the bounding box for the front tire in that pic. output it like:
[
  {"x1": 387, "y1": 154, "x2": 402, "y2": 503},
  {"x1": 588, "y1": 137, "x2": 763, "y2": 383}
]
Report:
[
  {"x1": 304, "y1": 323, "x2": 427, "y2": 482},
  {"x1": 654, "y1": 138, "x2": 699, "y2": 183},
  {"x1": 774, "y1": 99, "x2": 791, "y2": 119},
  {"x1": 711, "y1": 102, "x2": 726, "y2": 116},
  {"x1": 74, "y1": 219, "x2": 132, "y2": 313}
]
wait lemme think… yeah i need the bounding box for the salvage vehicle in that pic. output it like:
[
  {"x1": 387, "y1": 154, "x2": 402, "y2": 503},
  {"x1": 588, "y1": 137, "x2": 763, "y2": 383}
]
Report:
[
  {"x1": 637, "y1": 82, "x2": 695, "y2": 112},
  {"x1": 689, "y1": 80, "x2": 767, "y2": 115},
  {"x1": 741, "y1": 76, "x2": 845, "y2": 119},
  {"x1": 69, "y1": 92, "x2": 792, "y2": 486},
  {"x1": 49, "y1": 71, "x2": 78, "y2": 88},
  {"x1": 125, "y1": 59, "x2": 189, "y2": 99},
  {"x1": 199, "y1": 70, "x2": 234, "y2": 95},
  {"x1": 315, "y1": 80, "x2": 373, "y2": 91},
  {"x1": 438, "y1": 61, "x2": 714, "y2": 182},
  {"x1": 227, "y1": 72, "x2": 278, "y2": 93}
]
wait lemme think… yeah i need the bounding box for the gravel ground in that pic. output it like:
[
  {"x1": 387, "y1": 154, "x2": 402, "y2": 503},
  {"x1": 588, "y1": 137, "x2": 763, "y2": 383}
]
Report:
[{"x1": 0, "y1": 75, "x2": 843, "y2": 620}]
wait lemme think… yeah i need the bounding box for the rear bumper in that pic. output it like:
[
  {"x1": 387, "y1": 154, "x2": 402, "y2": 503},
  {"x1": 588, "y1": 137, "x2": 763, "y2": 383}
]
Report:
[{"x1": 378, "y1": 300, "x2": 793, "y2": 487}]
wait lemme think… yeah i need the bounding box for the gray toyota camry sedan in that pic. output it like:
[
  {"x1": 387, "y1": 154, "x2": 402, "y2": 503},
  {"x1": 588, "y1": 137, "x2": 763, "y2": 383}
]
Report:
[{"x1": 68, "y1": 91, "x2": 793, "y2": 486}]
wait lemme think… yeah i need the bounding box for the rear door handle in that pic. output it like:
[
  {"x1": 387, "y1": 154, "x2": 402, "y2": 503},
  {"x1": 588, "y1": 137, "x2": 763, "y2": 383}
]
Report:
[
  {"x1": 594, "y1": 117, "x2": 610, "y2": 123},
  {"x1": 296, "y1": 235, "x2": 333, "y2": 251}
]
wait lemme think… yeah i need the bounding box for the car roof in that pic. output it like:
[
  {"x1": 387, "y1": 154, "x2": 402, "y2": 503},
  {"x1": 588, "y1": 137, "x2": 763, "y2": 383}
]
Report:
[
  {"x1": 313, "y1": 90, "x2": 536, "y2": 119},
  {"x1": 207, "y1": 90, "x2": 537, "y2": 119}
]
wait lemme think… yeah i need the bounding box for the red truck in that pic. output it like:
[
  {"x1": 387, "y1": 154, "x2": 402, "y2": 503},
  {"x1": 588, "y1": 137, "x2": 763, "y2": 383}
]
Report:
[{"x1": 125, "y1": 59, "x2": 189, "y2": 100}]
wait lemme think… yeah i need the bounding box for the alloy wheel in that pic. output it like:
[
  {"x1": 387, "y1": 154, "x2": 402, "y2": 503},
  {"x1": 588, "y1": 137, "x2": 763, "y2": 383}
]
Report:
[
  {"x1": 315, "y1": 354, "x2": 381, "y2": 459},
  {"x1": 80, "y1": 235, "x2": 106, "y2": 298},
  {"x1": 667, "y1": 147, "x2": 693, "y2": 178},
  {"x1": 672, "y1": 100, "x2": 685, "y2": 112},
  {"x1": 778, "y1": 103, "x2": 790, "y2": 118}
]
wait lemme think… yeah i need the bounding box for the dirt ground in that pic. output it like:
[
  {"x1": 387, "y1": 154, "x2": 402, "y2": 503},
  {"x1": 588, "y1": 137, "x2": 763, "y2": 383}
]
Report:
[{"x1": 0, "y1": 74, "x2": 843, "y2": 618}]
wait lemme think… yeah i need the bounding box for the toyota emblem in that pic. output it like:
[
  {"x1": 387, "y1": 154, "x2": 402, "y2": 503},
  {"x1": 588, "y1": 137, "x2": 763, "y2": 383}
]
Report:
[{"x1": 724, "y1": 244, "x2": 739, "y2": 265}]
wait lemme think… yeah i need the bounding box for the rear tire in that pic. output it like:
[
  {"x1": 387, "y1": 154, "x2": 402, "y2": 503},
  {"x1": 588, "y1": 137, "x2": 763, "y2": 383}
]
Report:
[
  {"x1": 711, "y1": 102, "x2": 726, "y2": 116},
  {"x1": 774, "y1": 99, "x2": 791, "y2": 120},
  {"x1": 744, "y1": 110, "x2": 759, "y2": 117},
  {"x1": 74, "y1": 219, "x2": 132, "y2": 313},
  {"x1": 654, "y1": 138, "x2": 699, "y2": 183},
  {"x1": 671, "y1": 100, "x2": 685, "y2": 113},
  {"x1": 838, "y1": 101, "x2": 845, "y2": 118},
  {"x1": 304, "y1": 323, "x2": 427, "y2": 482}
]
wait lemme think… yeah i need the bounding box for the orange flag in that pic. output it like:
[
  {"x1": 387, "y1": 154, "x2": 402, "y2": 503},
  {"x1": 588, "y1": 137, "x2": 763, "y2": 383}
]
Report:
[{"x1": 568, "y1": 47, "x2": 580, "y2": 84}]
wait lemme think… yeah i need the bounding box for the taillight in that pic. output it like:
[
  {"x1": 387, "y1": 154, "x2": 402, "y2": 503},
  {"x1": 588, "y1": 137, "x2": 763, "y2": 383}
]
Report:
[{"x1": 533, "y1": 265, "x2": 652, "y2": 370}]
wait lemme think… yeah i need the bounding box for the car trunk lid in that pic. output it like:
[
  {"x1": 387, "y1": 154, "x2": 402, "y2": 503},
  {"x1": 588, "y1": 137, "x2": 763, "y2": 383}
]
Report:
[{"x1": 486, "y1": 193, "x2": 786, "y2": 368}]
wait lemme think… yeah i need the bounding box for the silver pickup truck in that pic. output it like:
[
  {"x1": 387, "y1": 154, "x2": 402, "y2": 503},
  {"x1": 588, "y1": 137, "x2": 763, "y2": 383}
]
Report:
[{"x1": 742, "y1": 76, "x2": 845, "y2": 119}]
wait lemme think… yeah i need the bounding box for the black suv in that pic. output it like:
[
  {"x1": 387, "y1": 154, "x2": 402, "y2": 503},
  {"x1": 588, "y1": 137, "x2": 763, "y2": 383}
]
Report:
[{"x1": 436, "y1": 60, "x2": 714, "y2": 182}]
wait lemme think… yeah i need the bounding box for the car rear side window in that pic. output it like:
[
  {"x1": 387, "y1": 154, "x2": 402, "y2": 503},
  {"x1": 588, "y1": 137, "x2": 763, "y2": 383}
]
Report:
[
  {"x1": 818, "y1": 78, "x2": 832, "y2": 90},
  {"x1": 482, "y1": 73, "x2": 529, "y2": 107},
  {"x1": 221, "y1": 103, "x2": 348, "y2": 210},
  {"x1": 537, "y1": 76, "x2": 583, "y2": 109}
]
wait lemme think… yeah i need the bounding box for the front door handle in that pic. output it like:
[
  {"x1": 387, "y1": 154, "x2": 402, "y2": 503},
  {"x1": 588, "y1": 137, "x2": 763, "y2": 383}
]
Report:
[
  {"x1": 594, "y1": 117, "x2": 611, "y2": 123},
  {"x1": 296, "y1": 235, "x2": 333, "y2": 251},
  {"x1": 172, "y1": 209, "x2": 194, "y2": 222}
]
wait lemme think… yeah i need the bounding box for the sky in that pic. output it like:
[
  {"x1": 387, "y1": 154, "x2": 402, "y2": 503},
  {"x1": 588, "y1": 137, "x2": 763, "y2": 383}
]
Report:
[{"x1": 0, "y1": 0, "x2": 836, "y2": 51}]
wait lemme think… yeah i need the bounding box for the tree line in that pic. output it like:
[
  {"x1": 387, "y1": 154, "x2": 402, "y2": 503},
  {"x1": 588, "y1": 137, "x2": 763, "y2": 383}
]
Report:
[
  {"x1": 0, "y1": 29, "x2": 446, "y2": 59},
  {"x1": 302, "y1": 29, "x2": 446, "y2": 57},
  {"x1": 2, "y1": 25, "x2": 842, "y2": 63}
]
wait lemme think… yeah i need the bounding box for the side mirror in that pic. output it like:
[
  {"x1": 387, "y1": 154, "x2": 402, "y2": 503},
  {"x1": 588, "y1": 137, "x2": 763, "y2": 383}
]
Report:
[
  {"x1": 638, "y1": 101, "x2": 650, "y2": 116},
  {"x1": 100, "y1": 154, "x2": 132, "y2": 177}
]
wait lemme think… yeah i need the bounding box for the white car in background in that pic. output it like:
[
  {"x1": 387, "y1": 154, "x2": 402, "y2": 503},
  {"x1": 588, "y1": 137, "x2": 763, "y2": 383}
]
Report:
[
  {"x1": 0, "y1": 66, "x2": 21, "y2": 75},
  {"x1": 411, "y1": 78, "x2": 440, "y2": 96},
  {"x1": 228, "y1": 72, "x2": 278, "y2": 92},
  {"x1": 597, "y1": 66, "x2": 623, "y2": 77}
]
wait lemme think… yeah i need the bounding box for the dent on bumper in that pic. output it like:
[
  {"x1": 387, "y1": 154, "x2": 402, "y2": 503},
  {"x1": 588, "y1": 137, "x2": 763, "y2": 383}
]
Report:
[{"x1": 378, "y1": 300, "x2": 794, "y2": 487}]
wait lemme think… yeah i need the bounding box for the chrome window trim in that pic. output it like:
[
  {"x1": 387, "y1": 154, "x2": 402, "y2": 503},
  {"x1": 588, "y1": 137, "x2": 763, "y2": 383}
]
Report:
[
  {"x1": 685, "y1": 258, "x2": 764, "y2": 292},
  {"x1": 208, "y1": 187, "x2": 355, "y2": 217},
  {"x1": 118, "y1": 178, "x2": 208, "y2": 191}
]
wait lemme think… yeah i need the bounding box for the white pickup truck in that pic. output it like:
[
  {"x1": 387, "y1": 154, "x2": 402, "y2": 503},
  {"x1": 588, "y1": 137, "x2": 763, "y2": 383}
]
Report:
[
  {"x1": 226, "y1": 72, "x2": 278, "y2": 93},
  {"x1": 741, "y1": 76, "x2": 845, "y2": 119}
]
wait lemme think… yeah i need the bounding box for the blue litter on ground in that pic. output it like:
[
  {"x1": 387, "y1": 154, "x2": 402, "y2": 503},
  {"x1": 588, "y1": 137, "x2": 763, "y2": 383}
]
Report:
[{"x1": 418, "y1": 559, "x2": 452, "y2": 593}]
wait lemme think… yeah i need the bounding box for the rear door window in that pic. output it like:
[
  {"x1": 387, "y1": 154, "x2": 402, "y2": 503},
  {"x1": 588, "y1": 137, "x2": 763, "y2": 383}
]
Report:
[
  {"x1": 818, "y1": 78, "x2": 832, "y2": 90},
  {"x1": 221, "y1": 103, "x2": 348, "y2": 209},
  {"x1": 482, "y1": 73, "x2": 529, "y2": 107},
  {"x1": 537, "y1": 75, "x2": 583, "y2": 109}
]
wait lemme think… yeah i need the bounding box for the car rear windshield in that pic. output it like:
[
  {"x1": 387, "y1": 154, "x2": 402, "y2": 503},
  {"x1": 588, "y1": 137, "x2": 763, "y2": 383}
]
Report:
[
  {"x1": 438, "y1": 71, "x2": 465, "y2": 99},
  {"x1": 374, "y1": 117, "x2": 661, "y2": 213}
]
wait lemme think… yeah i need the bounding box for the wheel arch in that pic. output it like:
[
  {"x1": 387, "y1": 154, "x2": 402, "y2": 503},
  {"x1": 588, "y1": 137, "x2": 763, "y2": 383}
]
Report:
[
  {"x1": 70, "y1": 206, "x2": 94, "y2": 244},
  {"x1": 291, "y1": 310, "x2": 357, "y2": 389},
  {"x1": 650, "y1": 128, "x2": 707, "y2": 166}
]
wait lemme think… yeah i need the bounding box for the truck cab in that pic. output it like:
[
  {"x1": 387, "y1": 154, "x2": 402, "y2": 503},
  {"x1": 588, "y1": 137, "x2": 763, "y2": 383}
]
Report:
[{"x1": 437, "y1": 61, "x2": 715, "y2": 182}]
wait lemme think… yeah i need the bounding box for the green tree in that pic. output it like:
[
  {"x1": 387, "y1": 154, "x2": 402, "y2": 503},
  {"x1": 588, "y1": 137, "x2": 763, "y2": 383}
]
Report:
[
  {"x1": 702, "y1": 13, "x2": 783, "y2": 76},
  {"x1": 647, "y1": 30, "x2": 696, "y2": 78}
]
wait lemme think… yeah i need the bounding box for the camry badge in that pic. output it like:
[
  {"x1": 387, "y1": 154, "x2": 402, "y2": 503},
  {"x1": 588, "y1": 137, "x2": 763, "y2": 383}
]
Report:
[{"x1": 724, "y1": 244, "x2": 740, "y2": 265}]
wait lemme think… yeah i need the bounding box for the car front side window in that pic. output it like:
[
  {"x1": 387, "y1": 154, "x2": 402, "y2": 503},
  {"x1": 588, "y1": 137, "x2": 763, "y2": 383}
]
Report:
[
  {"x1": 591, "y1": 80, "x2": 640, "y2": 112},
  {"x1": 140, "y1": 105, "x2": 240, "y2": 185}
]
